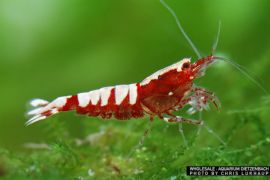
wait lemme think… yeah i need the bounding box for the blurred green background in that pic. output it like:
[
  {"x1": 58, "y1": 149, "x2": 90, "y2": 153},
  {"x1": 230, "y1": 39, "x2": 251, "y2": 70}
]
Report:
[{"x1": 0, "y1": 0, "x2": 270, "y2": 178}]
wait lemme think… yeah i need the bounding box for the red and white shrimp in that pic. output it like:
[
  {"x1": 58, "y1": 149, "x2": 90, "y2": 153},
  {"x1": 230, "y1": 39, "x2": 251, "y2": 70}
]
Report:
[
  {"x1": 26, "y1": 55, "x2": 220, "y2": 126},
  {"x1": 26, "y1": 0, "x2": 223, "y2": 128},
  {"x1": 26, "y1": 0, "x2": 267, "y2": 147}
]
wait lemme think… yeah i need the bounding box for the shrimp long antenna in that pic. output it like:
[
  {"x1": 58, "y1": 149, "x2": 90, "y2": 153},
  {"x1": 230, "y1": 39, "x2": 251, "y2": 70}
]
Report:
[
  {"x1": 212, "y1": 23, "x2": 268, "y2": 95},
  {"x1": 160, "y1": 0, "x2": 202, "y2": 59},
  {"x1": 215, "y1": 56, "x2": 269, "y2": 95},
  {"x1": 212, "y1": 20, "x2": 222, "y2": 55}
]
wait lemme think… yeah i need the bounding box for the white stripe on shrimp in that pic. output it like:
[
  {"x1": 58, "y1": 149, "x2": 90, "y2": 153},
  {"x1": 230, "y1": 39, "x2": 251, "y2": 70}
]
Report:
[
  {"x1": 78, "y1": 92, "x2": 90, "y2": 107},
  {"x1": 115, "y1": 85, "x2": 129, "y2": 105},
  {"x1": 53, "y1": 97, "x2": 68, "y2": 108},
  {"x1": 129, "y1": 84, "x2": 137, "y2": 105},
  {"x1": 100, "y1": 86, "x2": 113, "y2": 106},
  {"x1": 140, "y1": 58, "x2": 190, "y2": 86},
  {"x1": 88, "y1": 89, "x2": 100, "y2": 105}
]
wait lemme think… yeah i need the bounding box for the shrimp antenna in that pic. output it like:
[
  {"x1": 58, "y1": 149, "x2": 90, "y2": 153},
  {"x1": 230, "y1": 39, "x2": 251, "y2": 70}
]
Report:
[
  {"x1": 215, "y1": 56, "x2": 269, "y2": 95},
  {"x1": 160, "y1": 0, "x2": 202, "y2": 59},
  {"x1": 212, "y1": 20, "x2": 222, "y2": 55},
  {"x1": 212, "y1": 22, "x2": 268, "y2": 95}
]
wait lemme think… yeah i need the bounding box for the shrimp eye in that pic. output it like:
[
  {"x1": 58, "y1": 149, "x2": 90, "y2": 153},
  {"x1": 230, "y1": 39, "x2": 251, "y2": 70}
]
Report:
[{"x1": 182, "y1": 62, "x2": 190, "y2": 70}]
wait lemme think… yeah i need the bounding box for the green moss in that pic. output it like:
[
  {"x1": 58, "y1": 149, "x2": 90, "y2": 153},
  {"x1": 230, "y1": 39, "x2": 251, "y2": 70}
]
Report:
[{"x1": 0, "y1": 97, "x2": 269, "y2": 179}]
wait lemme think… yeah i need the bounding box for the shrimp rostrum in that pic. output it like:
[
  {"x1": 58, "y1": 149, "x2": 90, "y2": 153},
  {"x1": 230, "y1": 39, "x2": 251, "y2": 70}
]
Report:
[{"x1": 26, "y1": 55, "x2": 221, "y2": 126}]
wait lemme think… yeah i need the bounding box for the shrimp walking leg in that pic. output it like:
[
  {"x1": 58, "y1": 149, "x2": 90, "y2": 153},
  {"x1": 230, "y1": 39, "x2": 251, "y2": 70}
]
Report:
[
  {"x1": 162, "y1": 115, "x2": 226, "y2": 145},
  {"x1": 178, "y1": 123, "x2": 188, "y2": 147},
  {"x1": 162, "y1": 116, "x2": 202, "y2": 147},
  {"x1": 127, "y1": 119, "x2": 154, "y2": 158}
]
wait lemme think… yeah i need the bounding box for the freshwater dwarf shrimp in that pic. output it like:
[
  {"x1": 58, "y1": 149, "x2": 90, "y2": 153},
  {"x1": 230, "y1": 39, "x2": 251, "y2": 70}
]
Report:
[
  {"x1": 26, "y1": 0, "x2": 267, "y2": 147},
  {"x1": 25, "y1": 1, "x2": 224, "y2": 145},
  {"x1": 27, "y1": 54, "x2": 222, "y2": 127},
  {"x1": 27, "y1": 58, "x2": 226, "y2": 149}
]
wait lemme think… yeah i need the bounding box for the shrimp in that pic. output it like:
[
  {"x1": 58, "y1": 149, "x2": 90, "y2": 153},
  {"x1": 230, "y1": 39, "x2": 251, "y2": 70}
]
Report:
[
  {"x1": 26, "y1": 0, "x2": 267, "y2": 147},
  {"x1": 26, "y1": 1, "x2": 224, "y2": 147},
  {"x1": 26, "y1": 54, "x2": 221, "y2": 127}
]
